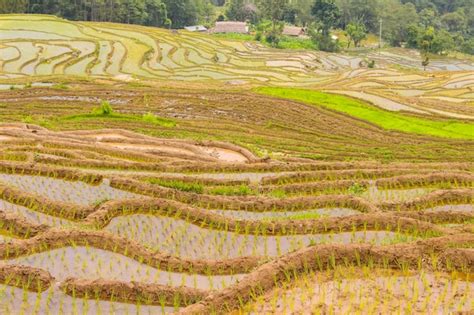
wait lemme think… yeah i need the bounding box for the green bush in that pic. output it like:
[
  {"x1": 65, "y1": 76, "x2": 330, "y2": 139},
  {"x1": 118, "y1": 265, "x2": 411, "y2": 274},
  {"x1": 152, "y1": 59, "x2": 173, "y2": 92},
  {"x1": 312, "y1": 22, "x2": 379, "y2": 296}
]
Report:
[
  {"x1": 348, "y1": 183, "x2": 368, "y2": 195},
  {"x1": 93, "y1": 101, "x2": 113, "y2": 115},
  {"x1": 142, "y1": 112, "x2": 176, "y2": 127}
]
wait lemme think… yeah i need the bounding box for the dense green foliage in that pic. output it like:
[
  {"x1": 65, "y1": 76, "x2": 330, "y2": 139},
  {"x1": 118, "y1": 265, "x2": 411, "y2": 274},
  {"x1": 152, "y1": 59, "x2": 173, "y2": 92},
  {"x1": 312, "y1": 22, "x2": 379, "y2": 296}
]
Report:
[
  {"x1": 0, "y1": 0, "x2": 472, "y2": 54},
  {"x1": 0, "y1": 0, "x2": 212, "y2": 28},
  {"x1": 224, "y1": 0, "x2": 474, "y2": 54},
  {"x1": 256, "y1": 87, "x2": 474, "y2": 140}
]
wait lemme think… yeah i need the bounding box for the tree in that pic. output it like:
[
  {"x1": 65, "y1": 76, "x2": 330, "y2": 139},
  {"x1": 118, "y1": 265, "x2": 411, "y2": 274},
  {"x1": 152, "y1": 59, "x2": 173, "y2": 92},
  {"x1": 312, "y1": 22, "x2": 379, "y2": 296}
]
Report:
[
  {"x1": 345, "y1": 22, "x2": 367, "y2": 47},
  {"x1": 419, "y1": 8, "x2": 439, "y2": 29},
  {"x1": 292, "y1": 0, "x2": 315, "y2": 26},
  {"x1": 430, "y1": 29, "x2": 454, "y2": 53},
  {"x1": 225, "y1": 0, "x2": 258, "y2": 23},
  {"x1": 381, "y1": 1, "x2": 419, "y2": 46},
  {"x1": 420, "y1": 26, "x2": 435, "y2": 53},
  {"x1": 282, "y1": 4, "x2": 298, "y2": 24},
  {"x1": 311, "y1": 0, "x2": 340, "y2": 36},
  {"x1": 406, "y1": 23, "x2": 422, "y2": 48},
  {"x1": 144, "y1": 0, "x2": 168, "y2": 26},
  {"x1": 462, "y1": 38, "x2": 474, "y2": 55},
  {"x1": 163, "y1": 0, "x2": 197, "y2": 28},
  {"x1": 336, "y1": 0, "x2": 379, "y2": 32},
  {"x1": 441, "y1": 10, "x2": 467, "y2": 33},
  {"x1": 194, "y1": 0, "x2": 215, "y2": 24},
  {"x1": 225, "y1": 0, "x2": 246, "y2": 21},
  {"x1": 257, "y1": 0, "x2": 288, "y2": 32},
  {"x1": 421, "y1": 55, "x2": 430, "y2": 71},
  {"x1": 0, "y1": 0, "x2": 27, "y2": 13}
]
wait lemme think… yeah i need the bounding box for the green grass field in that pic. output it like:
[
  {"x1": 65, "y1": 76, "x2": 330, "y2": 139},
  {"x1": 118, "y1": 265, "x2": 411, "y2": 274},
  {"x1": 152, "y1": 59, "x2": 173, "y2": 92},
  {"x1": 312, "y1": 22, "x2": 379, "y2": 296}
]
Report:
[{"x1": 256, "y1": 87, "x2": 474, "y2": 140}]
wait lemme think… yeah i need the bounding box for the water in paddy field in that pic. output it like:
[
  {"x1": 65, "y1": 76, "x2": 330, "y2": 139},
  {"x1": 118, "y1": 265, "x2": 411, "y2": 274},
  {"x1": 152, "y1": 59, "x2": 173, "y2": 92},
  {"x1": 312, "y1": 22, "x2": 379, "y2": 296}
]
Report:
[
  {"x1": 0, "y1": 284, "x2": 178, "y2": 315},
  {"x1": 0, "y1": 174, "x2": 139, "y2": 205},
  {"x1": 6, "y1": 246, "x2": 244, "y2": 290},
  {"x1": 0, "y1": 199, "x2": 76, "y2": 228},
  {"x1": 105, "y1": 214, "x2": 411, "y2": 260}
]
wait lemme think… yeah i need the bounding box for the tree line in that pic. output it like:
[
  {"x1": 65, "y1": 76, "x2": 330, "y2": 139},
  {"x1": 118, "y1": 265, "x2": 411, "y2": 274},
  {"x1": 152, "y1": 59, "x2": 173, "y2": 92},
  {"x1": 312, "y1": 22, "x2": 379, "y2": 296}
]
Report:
[
  {"x1": 0, "y1": 0, "x2": 472, "y2": 54},
  {"x1": 224, "y1": 0, "x2": 473, "y2": 54},
  {"x1": 0, "y1": 0, "x2": 213, "y2": 28}
]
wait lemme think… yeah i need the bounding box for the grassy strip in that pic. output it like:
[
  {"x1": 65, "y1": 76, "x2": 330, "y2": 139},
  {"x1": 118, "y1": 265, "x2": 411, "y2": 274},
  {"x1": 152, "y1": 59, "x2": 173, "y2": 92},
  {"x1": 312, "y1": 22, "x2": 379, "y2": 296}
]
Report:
[
  {"x1": 147, "y1": 178, "x2": 204, "y2": 194},
  {"x1": 210, "y1": 33, "x2": 316, "y2": 50},
  {"x1": 255, "y1": 87, "x2": 474, "y2": 140}
]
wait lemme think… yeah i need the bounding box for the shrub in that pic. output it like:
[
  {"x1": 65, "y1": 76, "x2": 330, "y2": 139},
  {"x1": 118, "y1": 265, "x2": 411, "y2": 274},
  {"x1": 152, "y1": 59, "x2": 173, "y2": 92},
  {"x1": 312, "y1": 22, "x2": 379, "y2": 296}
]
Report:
[
  {"x1": 348, "y1": 183, "x2": 367, "y2": 195},
  {"x1": 142, "y1": 112, "x2": 176, "y2": 127},
  {"x1": 93, "y1": 101, "x2": 113, "y2": 116}
]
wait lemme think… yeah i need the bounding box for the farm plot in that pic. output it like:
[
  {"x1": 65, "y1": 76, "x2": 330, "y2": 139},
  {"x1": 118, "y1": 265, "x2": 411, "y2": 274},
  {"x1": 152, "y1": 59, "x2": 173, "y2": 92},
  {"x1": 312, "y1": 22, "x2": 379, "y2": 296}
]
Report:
[
  {"x1": 0, "y1": 117, "x2": 472, "y2": 313},
  {"x1": 0, "y1": 14, "x2": 473, "y2": 314},
  {"x1": 0, "y1": 15, "x2": 473, "y2": 121}
]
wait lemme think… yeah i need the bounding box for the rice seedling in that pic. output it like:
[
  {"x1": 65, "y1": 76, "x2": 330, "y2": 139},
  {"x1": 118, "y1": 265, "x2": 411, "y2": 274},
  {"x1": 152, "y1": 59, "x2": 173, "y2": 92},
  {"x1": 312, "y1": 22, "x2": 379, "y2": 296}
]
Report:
[{"x1": 0, "y1": 13, "x2": 471, "y2": 314}]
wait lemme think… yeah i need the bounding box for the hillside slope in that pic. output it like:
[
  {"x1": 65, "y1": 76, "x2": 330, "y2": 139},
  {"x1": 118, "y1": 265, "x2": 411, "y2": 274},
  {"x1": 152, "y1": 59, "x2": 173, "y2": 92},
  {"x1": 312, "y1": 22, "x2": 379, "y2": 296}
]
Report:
[{"x1": 1, "y1": 14, "x2": 473, "y2": 85}]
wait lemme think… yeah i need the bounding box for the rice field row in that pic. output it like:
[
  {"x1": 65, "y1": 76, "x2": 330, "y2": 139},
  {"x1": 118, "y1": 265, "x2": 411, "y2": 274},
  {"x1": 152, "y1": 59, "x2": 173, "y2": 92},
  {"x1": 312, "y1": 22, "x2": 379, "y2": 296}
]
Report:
[
  {"x1": 0, "y1": 121, "x2": 471, "y2": 312},
  {"x1": 0, "y1": 14, "x2": 472, "y2": 314}
]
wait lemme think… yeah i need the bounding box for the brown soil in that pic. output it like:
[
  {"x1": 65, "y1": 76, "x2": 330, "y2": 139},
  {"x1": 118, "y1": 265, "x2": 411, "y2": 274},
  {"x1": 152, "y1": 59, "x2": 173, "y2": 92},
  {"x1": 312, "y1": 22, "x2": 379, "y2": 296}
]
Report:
[
  {"x1": 259, "y1": 179, "x2": 371, "y2": 194},
  {"x1": 0, "y1": 210, "x2": 49, "y2": 237},
  {"x1": 380, "y1": 189, "x2": 473, "y2": 211},
  {"x1": 376, "y1": 172, "x2": 474, "y2": 188},
  {"x1": 1, "y1": 126, "x2": 260, "y2": 164},
  {"x1": 0, "y1": 161, "x2": 103, "y2": 184},
  {"x1": 60, "y1": 278, "x2": 208, "y2": 306},
  {"x1": 0, "y1": 182, "x2": 91, "y2": 220},
  {"x1": 0, "y1": 264, "x2": 53, "y2": 292}
]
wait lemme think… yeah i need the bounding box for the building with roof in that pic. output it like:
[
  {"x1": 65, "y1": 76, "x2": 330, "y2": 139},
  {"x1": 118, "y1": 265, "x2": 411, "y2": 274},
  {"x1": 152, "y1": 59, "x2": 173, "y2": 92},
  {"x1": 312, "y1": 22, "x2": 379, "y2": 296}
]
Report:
[
  {"x1": 209, "y1": 21, "x2": 249, "y2": 34},
  {"x1": 282, "y1": 26, "x2": 306, "y2": 37}
]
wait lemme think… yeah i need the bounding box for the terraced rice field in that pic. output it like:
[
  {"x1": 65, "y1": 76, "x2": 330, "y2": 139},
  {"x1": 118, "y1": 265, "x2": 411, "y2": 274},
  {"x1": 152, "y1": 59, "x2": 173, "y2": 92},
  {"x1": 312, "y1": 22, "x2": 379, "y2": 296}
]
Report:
[
  {"x1": 0, "y1": 13, "x2": 473, "y2": 315},
  {"x1": 0, "y1": 120, "x2": 472, "y2": 314},
  {"x1": 1, "y1": 14, "x2": 474, "y2": 122}
]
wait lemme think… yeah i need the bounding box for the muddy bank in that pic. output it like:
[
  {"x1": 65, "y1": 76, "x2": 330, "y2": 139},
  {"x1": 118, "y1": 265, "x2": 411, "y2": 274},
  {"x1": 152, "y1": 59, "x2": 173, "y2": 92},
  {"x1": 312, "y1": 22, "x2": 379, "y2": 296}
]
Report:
[
  {"x1": 392, "y1": 209, "x2": 474, "y2": 225},
  {"x1": 0, "y1": 161, "x2": 103, "y2": 184},
  {"x1": 376, "y1": 172, "x2": 474, "y2": 188},
  {"x1": 2, "y1": 126, "x2": 261, "y2": 164},
  {"x1": 0, "y1": 265, "x2": 53, "y2": 292},
  {"x1": 0, "y1": 182, "x2": 91, "y2": 220},
  {"x1": 261, "y1": 168, "x2": 458, "y2": 185},
  {"x1": 109, "y1": 177, "x2": 471, "y2": 213},
  {"x1": 60, "y1": 278, "x2": 208, "y2": 306},
  {"x1": 179, "y1": 234, "x2": 474, "y2": 314},
  {"x1": 380, "y1": 189, "x2": 473, "y2": 211},
  {"x1": 258, "y1": 179, "x2": 370, "y2": 194},
  {"x1": 0, "y1": 209, "x2": 49, "y2": 237}
]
